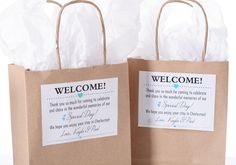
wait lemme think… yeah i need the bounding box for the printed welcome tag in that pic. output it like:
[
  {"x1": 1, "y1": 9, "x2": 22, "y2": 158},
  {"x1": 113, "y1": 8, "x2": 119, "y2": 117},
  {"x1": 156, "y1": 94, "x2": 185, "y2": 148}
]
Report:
[
  {"x1": 138, "y1": 71, "x2": 216, "y2": 132},
  {"x1": 41, "y1": 78, "x2": 118, "y2": 146}
]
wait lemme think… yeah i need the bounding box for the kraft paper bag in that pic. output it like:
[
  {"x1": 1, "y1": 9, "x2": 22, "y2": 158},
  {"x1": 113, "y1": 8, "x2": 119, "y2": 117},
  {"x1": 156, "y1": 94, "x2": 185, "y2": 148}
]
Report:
[
  {"x1": 9, "y1": 1, "x2": 131, "y2": 165},
  {"x1": 129, "y1": 1, "x2": 228, "y2": 165}
]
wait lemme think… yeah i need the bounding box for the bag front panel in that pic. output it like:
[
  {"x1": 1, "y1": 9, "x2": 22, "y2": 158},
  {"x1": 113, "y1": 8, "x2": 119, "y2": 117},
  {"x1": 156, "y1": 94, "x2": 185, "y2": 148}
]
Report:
[
  {"x1": 128, "y1": 59, "x2": 228, "y2": 165},
  {"x1": 24, "y1": 63, "x2": 131, "y2": 165}
]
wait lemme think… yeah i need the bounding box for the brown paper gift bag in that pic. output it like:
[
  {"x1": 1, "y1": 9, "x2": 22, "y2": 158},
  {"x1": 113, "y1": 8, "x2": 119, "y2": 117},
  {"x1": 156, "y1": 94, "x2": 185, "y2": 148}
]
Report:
[
  {"x1": 129, "y1": 0, "x2": 228, "y2": 165},
  {"x1": 9, "y1": 1, "x2": 131, "y2": 165}
]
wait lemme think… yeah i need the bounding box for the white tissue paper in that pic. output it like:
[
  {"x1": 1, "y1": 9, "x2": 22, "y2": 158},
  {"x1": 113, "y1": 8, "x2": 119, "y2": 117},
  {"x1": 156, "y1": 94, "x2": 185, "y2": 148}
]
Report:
[
  {"x1": 103, "y1": 0, "x2": 143, "y2": 65},
  {"x1": 0, "y1": 0, "x2": 228, "y2": 71},
  {"x1": 0, "y1": 0, "x2": 58, "y2": 71},
  {"x1": 59, "y1": 0, "x2": 142, "y2": 68},
  {"x1": 0, "y1": 0, "x2": 142, "y2": 70},
  {"x1": 130, "y1": 0, "x2": 228, "y2": 61}
]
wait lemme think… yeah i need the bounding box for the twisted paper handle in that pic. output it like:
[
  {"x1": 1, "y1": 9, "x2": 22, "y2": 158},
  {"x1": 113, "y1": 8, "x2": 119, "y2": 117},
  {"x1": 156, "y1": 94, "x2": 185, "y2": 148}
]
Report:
[
  {"x1": 56, "y1": 0, "x2": 107, "y2": 69},
  {"x1": 47, "y1": 0, "x2": 62, "y2": 7},
  {"x1": 155, "y1": 0, "x2": 209, "y2": 61}
]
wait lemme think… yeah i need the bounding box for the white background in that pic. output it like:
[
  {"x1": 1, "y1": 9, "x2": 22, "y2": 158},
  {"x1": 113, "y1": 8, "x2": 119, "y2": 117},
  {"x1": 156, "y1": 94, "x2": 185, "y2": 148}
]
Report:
[{"x1": 0, "y1": 0, "x2": 235, "y2": 164}]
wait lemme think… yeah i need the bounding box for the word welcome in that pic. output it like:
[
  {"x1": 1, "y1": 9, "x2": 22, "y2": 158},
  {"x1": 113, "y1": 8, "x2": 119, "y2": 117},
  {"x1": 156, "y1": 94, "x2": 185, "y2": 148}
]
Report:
[
  {"x1": 55, "y1": 82, "x2": 106, "y2": 94},
  {"x1": 151, "y1": 75, "x2": 203, "y2": 84}
]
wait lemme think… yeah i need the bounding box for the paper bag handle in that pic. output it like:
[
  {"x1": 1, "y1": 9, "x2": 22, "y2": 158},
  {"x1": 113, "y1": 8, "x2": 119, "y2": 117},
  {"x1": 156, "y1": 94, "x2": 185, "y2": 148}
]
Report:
[
  {"x1": 47, "y1": 0, "x2": 62, "y2": 7},
  {"x1": 155, "y1": 0, "x2": 209, "y2": 61},
  {"x1": 56, "y1": 0, "x2": 107, "y2": 69}
]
